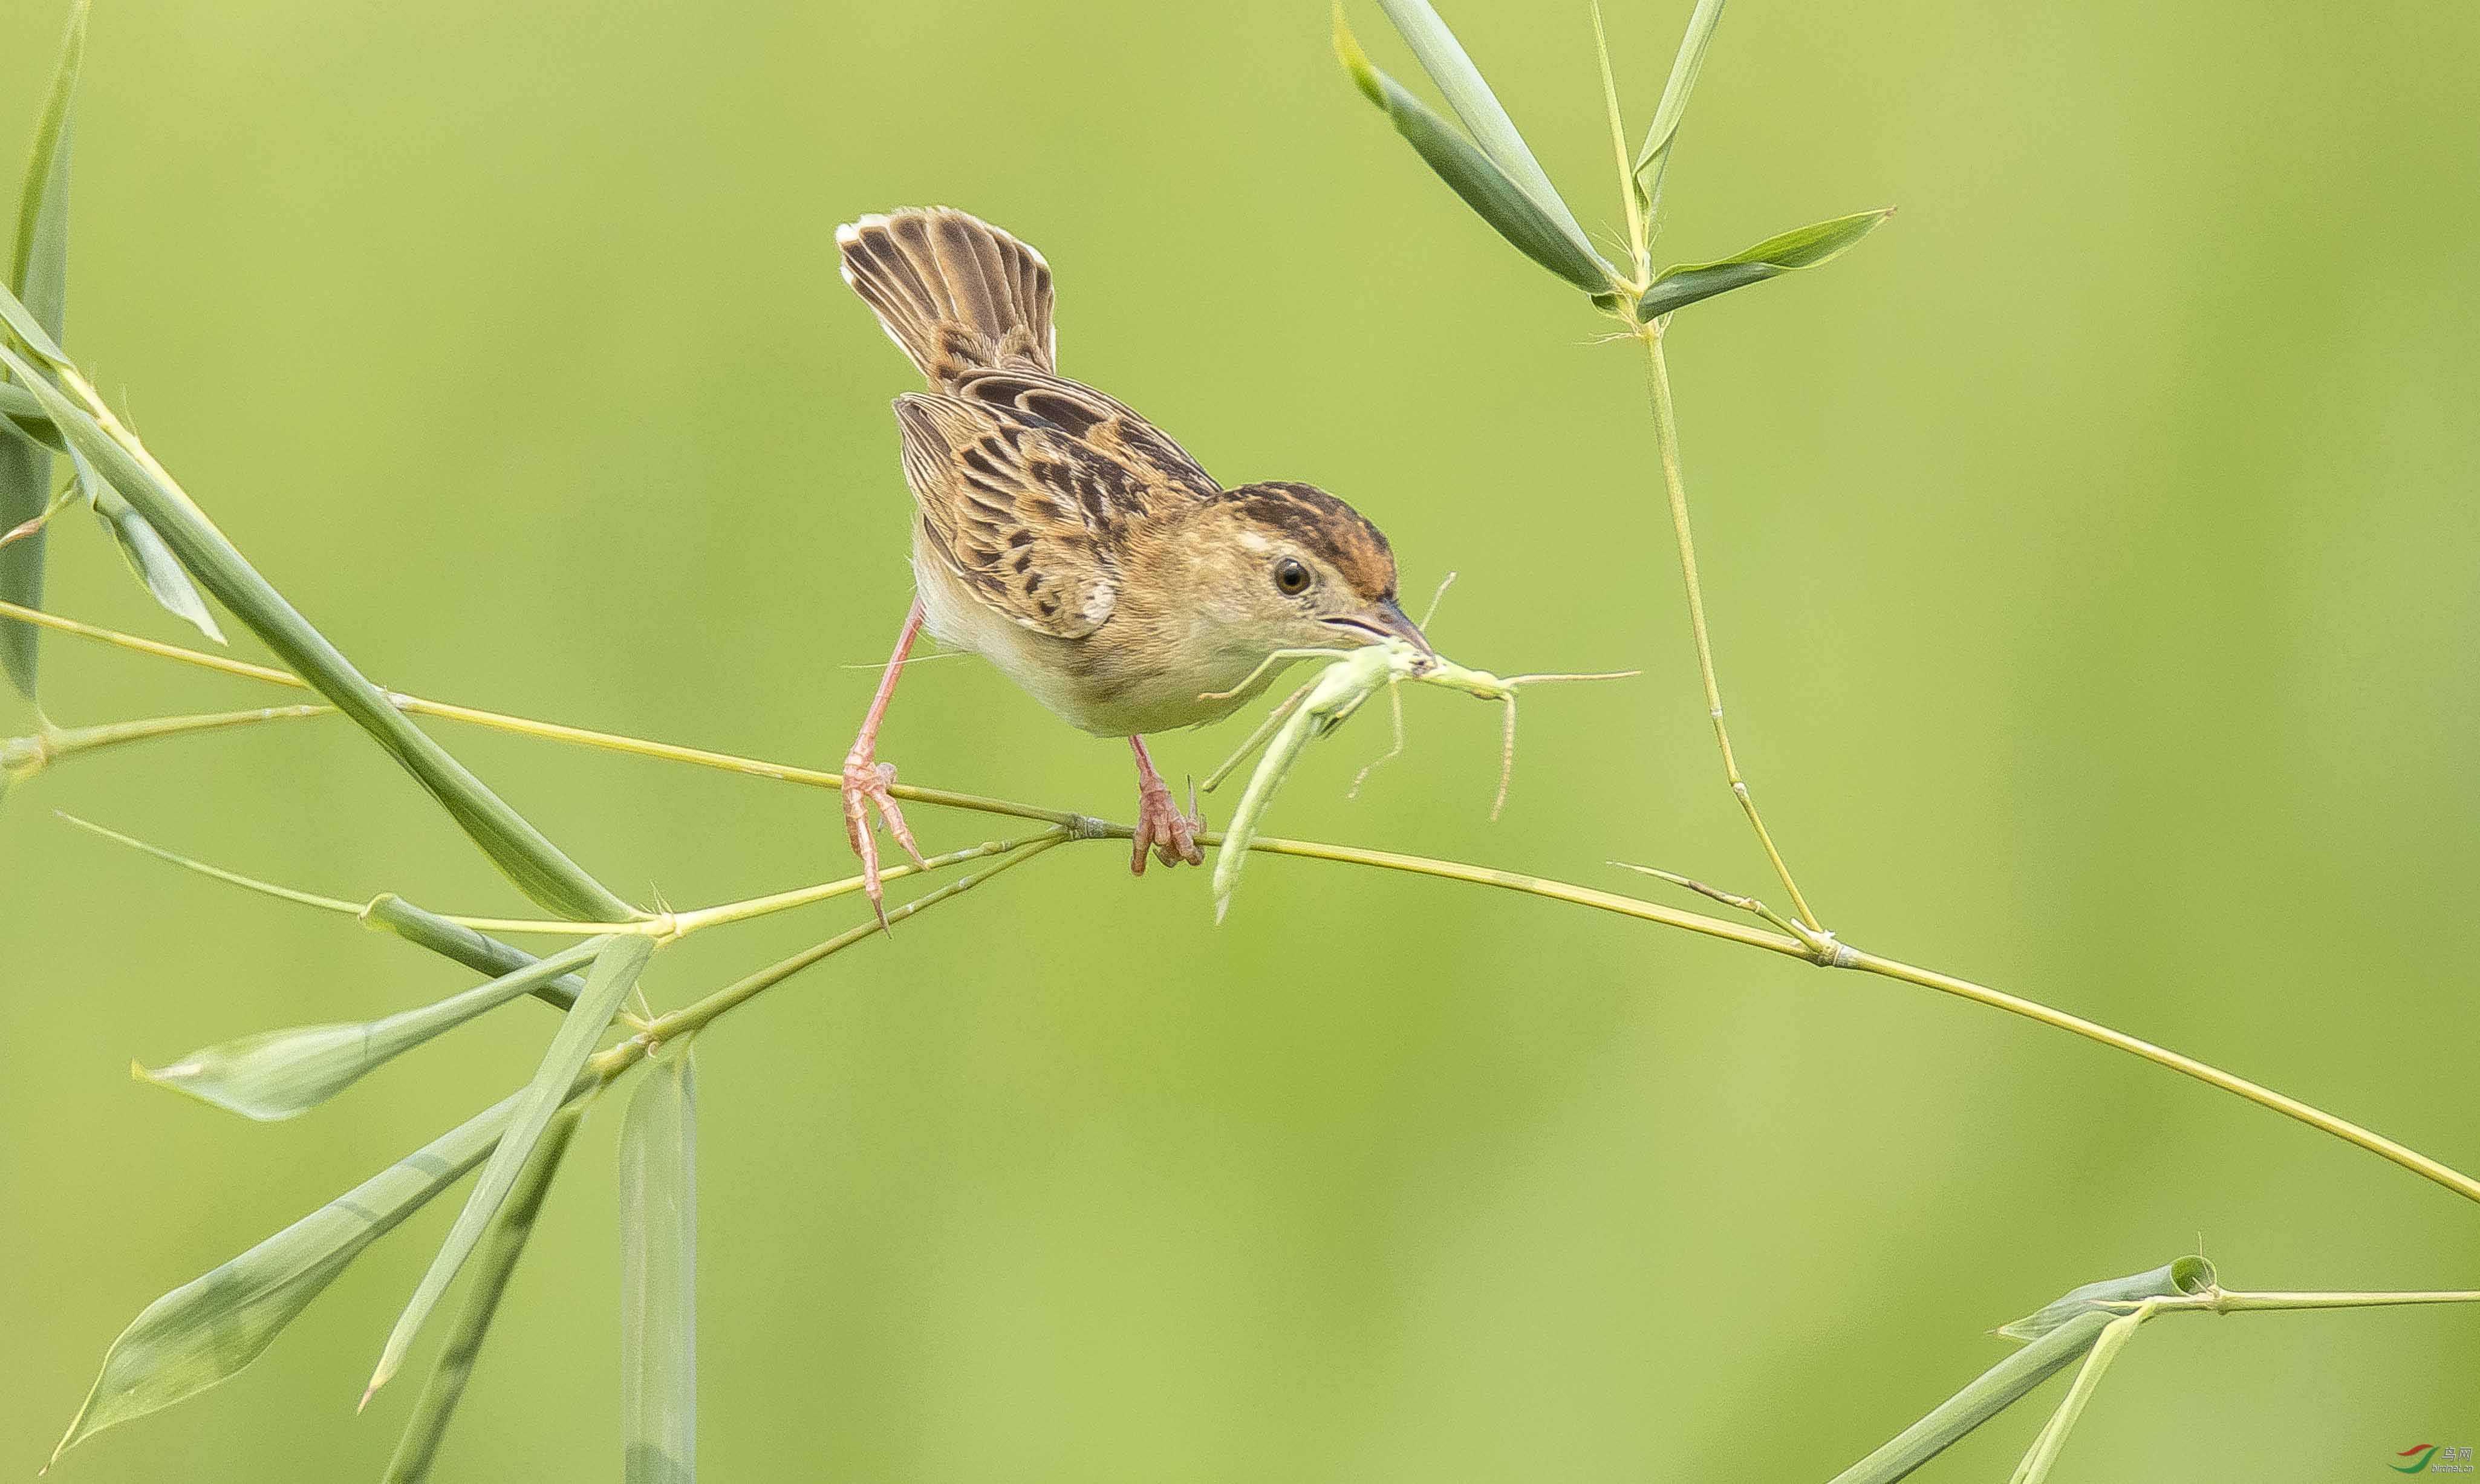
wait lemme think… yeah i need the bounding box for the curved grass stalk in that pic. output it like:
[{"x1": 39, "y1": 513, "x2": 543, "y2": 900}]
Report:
[
  {"x1": 57, "y1": 810, "x2": 1049, "y2": 941},
  {"x1": 1636, "y1": 323, "x2": 1820, "y2": 932},
  {"x1": 15, "y1": 602, "x2": 2480, "y2": 1209}
]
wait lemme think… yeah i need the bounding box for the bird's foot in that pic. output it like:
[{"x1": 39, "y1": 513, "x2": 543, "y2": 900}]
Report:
[
  {"x1": 843, "y1": 746, "x2": 927, "y2": 925},
  {"x1": 1130, "y1": 772, "x2": 1205, "y2": 875}
]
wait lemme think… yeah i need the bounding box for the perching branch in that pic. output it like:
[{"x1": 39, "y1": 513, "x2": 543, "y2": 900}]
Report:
[{"x1": 12, "y1": 597, "x2": 2480, "y2": 1211}]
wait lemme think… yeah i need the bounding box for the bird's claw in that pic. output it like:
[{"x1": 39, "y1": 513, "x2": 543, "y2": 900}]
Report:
[
  {"x1": 843, "y1": 750, "x2": 926, "y2": 925},
  {"x1": 1131, "y1": 773, "x2": 1205, "y2": 874}
]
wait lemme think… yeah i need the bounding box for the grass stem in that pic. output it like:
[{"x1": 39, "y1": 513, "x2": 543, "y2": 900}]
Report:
[
  {"x1": 1637, "y1": 325, "x2": 1822, "y2": 933},
  {"x1": 18, "y1": 600, "x2": 2480, "y2": 1210}
]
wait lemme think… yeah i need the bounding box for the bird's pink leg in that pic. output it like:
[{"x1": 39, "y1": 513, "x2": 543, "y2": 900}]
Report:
[
  {"x1": 1126, "y1": 735, "x2": 1204, "y2": 874},
  {"x1": 844, "y1": 599, "x2": 931, "y2": 925}
]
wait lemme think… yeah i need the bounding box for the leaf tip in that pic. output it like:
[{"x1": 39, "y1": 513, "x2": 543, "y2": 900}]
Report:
[{"x1": 1331, "y1": 2, "x2": 1383, "y2": 109}]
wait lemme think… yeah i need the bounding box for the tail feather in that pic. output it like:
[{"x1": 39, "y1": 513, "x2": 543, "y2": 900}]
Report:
[{"x1": 836, "y1": 208, "x2": 1055, "y2": 386}]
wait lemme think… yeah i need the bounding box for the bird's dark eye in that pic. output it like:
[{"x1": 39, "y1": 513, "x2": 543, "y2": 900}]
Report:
[{"x1": 1273, "y1": 557, "x2": 1312, "y2": 596}]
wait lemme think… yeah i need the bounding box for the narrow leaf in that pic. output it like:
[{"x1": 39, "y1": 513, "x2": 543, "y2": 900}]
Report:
[
  {"x1": 51, "y1": 1089, "x2": 523, "y2": 1465},
  {"x1": 1370, "y1": 0, "x2": 1590, "y2": 246},
  {"x1": 2007, "y1": 1309, "x2": 2146, "y2": 1484},
  {"x1": 1998, "y1": 1255, "x2": 2214, "y2": 1341},
  {"x1": 135, "y1": 939, "x2": 609, "y2": 1121},
  {"x1": 92, "y1": 486, "x2": 227, "y2": 644},
  {"x1": 57, "y1": 427, "x2": 223, "y2": 642},
  {"x1": 1823, "y1": 1311, "x2": 2111, "y2": 1484},
  {"x1": 1824, "y1": 1257, "x2": 2214, "y2": 1484},
  {"x1": 2, "y1": 381, "x2": 67, "y2": 449},
  {"x1": 620, "y1": 1043, "x2": 698, "y2": 1484},
  {"x1": 1632, "y1": 0, "x2": 1726, "y2": 213},
  {"x1": 0, "y1": 284, "x2": 69, "y2": 369},
  {"x1": 1636, "y1": 207, "x2": 1893, "y2": 321},
  {"x1": 366, "y1": 934, "x2": 654, "y2": 1401},
  {"x1": 383, "y1": 1102, "x2": 590, "y2": 1483},
  {"x1": 0, "y1": 321, "x2": 633, "y2": 923},
  {"x1": 1335, "y1": 5, "x2": 1616, "y2": 295},
  {"x1": 0, "y1": 0, "x2": 88, "y2": 701},
  {"x1": 363, "y1": 892, "x2": 587, "y2": 1011}
]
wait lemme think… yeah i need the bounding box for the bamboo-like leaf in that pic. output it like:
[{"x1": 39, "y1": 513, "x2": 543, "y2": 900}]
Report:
[
  {"x1": 365, "y1": 934, "x2": 654, "y2": 1401},
  {"x1": 620, "y1": 1043, "x2": 698, "y2": 1484},
  {"x1": 1823, "y1": 1310, "x2": 2111, "y2": 1484},
  {"x1": 383, "y1": 1102, "x2": 590, "y2": 1483},
  {"x1": 1632, "y1": 0, "x2": 1726, "y2": 214},
  {"x1": 1997, "y1": 1255, "x2": 2215, "y2": 1341},
  {"x1": 0, "y1": 0, "x2": 86, "y2": 701},
  {"x1": 51, "y1": 1088, "x2": 524, "y2": 1466},
  {"x1": 52, "y1": 425, "x2": 224, "y2": 642},
  {"x1": 0, "y1": 319, "x2": 633, "y2": 923},
  {"x1": 1824, "y1": 1257, "x2": 2215, "y2": 1484},
  {"x1": 1635, "y1": 208, "x2": 1893, "y2": 321},
  {"x1": 2, "y1": 380, "x2": 65, "y2": 449},
  {"x1": 135, "y1": 939, "x2": 609, "y2": 1122},
  {"x1": 1370, "y1": 0, "x2": 1589, "y2": 246},
  {"x1": 363, "y1": 892, "x2": 586, "y2": 1011},
  {"x1": 0, "y1": 279, "x2": 70, "y2": 369},
  {"x1": 91, "y1": 486, "x2": 227, "y2": 643},
  {"x1": 1335, "y1": 5, "x2": 1616, "y2": 295},
  {"x1": 2006, "y1": 1309, "x2": 2146, "y2": 1484}
]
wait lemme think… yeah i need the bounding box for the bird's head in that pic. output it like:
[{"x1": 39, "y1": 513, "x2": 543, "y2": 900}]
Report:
[{"x1": 1185, "y1": 481, "x2": 1432, "y2": 659}]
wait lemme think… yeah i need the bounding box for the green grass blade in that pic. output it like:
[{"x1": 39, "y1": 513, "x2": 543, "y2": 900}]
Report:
[
  {"x1": 365, "y1": 935, "x2": 654, "y2": 1402},
  {"x1": 0, "y1": 0, "x2": 88, "y2": 701},
  {"x1": 49, "y1": 1088, "x2": 524, "y2": 1466},
  {"x1": 1335, "y1": 5, "x2": 1616, "y2": 295},
  {"x1": 58, "y1": 427, "x2": 223, "y2": 642},
  {"x1": 135, "y1": 939, "x2": 610, "y2": 1121},
  {"x1": 620, "y1": 1043, "x2": 698, "y2": 1484},
  {"x1": 363, "y1": 892, "x2": 586, "y2": 1010},
  {"x1": 0, "y1": 323, "x2": 633, "y2": 922},
  {"x1": 383, "y1": 1101, "x2": 590, "y2": 1483},
  {"x1": 9, "y1": 0, "x2": 82, "y2": 343},
  {"x1": 1825, "y1": 1257, "x2": 2213, "y2": 1484},
  {"x1": 1370, "y1": 0, "x2": 1589, "y2": 246},
  {"x1": 90, "y1": 483, "x2": 227, "y2": 643},
  {"x1": 1997, "y1": 1255, "x2": 2213, "y2": 1340},
  {"x1": 2, "y1": 381, "x2": 66, "y2": 447},
  {"x1": 1636, "y1": 207, "x2": 1893, "y2": 321},
  {"x1": 1823, "y1": 1311, "x2": 2110, "y2": 1484},
  {"x1": 1632, "y1": 0, "x2": 1726, "y2": 215},
  {"x1": 2006, "y1": 1310, "x2": 2146, "y2": 1484}
]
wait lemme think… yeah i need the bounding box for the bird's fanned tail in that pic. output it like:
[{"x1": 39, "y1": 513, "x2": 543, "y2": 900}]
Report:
[{"x1": 836, "y1": 207, "x2": 1055, "y2": 388}]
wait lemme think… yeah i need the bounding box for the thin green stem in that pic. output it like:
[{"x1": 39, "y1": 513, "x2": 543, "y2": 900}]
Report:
[
  {"x1": 2116, "y1": 1287, "x2": 2480, "y2": 1315},
  {"x1": 0, "y1": 598, "x2": 1081, "y2": 830},
  {"x1": 642, "y1": 833, "x2": 1069, "y2": 1044},
  {"x1": 1638, "y1": 325, "x2": 1822, "y2": 932},
  {"x1": 5, "y1": 703, "x2": 330, "y2": 782},
  {"x1": 56, "y1": 811, "x2": 366, "y2": 915},
  {"x1": 1840, "y1": 946, "x2": 2480, "y2": 1206},
  {"x1": 60, "y1": 809, "x2": 1044, "y2": 942},
  {"x1": 19, "y1": 602, "x2": 2480, "y2": 1211}
]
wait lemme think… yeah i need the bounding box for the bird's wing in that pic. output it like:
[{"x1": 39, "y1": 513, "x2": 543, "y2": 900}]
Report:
[
  {"x1": 895, "y1": 392, "x2": 1126, "y2": 639},
  {"x1": 950, "y1": 368, "x2": 1221, "y2": 504}
]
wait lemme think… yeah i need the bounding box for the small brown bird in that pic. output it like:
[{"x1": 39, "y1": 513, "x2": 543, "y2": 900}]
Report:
[{"x1": 834, "y1": 207, "x2": 1430, "y2": 915}]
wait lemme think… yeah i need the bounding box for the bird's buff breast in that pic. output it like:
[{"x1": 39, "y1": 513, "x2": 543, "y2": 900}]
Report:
[{"x1": 911, "y1": 540, "x2": 1281, "y2": 737}]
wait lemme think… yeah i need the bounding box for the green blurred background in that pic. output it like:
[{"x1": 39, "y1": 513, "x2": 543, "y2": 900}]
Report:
[{"x1": 5, "y1": 0, "x2": 2477, "y2": 1477}]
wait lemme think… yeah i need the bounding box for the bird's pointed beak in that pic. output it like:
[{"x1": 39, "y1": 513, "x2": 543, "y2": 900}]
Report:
[{"x1": 1326, "y1": 597, "x2": 1435, "y2": 657}]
